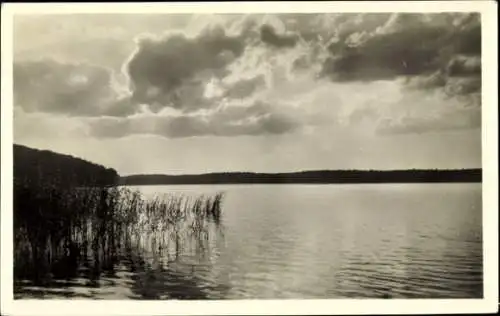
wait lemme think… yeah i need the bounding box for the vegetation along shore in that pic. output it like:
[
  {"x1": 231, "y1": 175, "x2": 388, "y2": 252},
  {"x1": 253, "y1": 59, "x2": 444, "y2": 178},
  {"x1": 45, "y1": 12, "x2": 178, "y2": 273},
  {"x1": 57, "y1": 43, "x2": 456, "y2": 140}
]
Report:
[{"x1": 13, "y1": 144, "x2": 481, "y2": 287}]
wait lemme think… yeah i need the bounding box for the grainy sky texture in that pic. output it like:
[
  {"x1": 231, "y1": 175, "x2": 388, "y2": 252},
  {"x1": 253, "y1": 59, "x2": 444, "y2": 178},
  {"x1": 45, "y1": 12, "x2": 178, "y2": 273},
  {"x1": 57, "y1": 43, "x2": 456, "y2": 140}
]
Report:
[{"x1": 13, "y1": 13, "x2": 482, "y2": 174}]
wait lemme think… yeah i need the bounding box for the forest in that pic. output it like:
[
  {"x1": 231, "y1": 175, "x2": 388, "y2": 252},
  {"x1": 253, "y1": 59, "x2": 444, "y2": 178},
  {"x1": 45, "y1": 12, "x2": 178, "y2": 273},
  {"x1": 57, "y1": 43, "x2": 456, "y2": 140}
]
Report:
[
  {"x1": 120, "y1": 169, "x2": 482, "y2": 185},
  {"x1": 13, "y1": 144, "x2": 223, "y2": 287},
  {"x1": 11, "y1": 144, "x2": 481, "y2": 287},
  {"x1": 14, "y1": 144, "x2": 119, "y2": 188}
]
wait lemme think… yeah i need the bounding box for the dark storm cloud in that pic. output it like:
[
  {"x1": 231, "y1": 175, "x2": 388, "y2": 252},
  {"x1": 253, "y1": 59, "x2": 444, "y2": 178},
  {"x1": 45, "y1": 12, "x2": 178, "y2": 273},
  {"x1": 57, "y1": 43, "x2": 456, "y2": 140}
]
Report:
[
  {"x1": 320, "y1": 13, "x2": 481, "y2": 89},
  {"x1": 13, "y1": 59, "x2": 137, "y2": 117},
  {"x1": 126, "y1": 27, "x2": 245, "y2": 110},
  {"x1": 259, "y1": 24, "x2": 298, "y2": 48}
]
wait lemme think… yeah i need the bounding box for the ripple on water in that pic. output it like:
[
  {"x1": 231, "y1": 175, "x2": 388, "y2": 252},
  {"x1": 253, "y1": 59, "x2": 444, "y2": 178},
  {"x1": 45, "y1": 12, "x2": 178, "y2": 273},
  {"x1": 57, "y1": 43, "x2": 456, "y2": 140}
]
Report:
[{"x1": 14, "y1": 184, "x2": 483, "y2": 299}]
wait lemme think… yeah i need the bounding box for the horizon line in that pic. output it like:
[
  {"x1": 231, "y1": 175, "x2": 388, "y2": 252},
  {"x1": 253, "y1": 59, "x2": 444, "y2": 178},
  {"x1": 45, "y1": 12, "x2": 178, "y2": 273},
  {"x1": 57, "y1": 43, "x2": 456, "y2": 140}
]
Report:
[
  {"x1": 121, "y1": 168, "x2": 483, "y2": 177},
  {"x1": 15, "y1": 144, "x2": 482, "y2": 178}
]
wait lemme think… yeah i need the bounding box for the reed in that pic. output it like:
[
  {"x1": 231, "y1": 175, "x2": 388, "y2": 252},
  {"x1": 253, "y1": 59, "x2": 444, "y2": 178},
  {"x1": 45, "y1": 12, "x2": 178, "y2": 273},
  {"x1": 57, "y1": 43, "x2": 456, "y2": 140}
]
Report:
[{"x1": 13, "y1": 182, "x2": 225, "y2": 284}]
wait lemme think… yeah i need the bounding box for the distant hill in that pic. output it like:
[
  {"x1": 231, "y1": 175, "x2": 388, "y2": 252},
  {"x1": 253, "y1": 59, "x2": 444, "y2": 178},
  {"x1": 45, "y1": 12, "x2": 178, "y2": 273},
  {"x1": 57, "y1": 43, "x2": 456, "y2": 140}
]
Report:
[
  {"x1": 14, "y1": 144, "x2": 119, "y2": 188},
  {"x1": 120, "y1": 169, "x2": 482, "y2": 185}
]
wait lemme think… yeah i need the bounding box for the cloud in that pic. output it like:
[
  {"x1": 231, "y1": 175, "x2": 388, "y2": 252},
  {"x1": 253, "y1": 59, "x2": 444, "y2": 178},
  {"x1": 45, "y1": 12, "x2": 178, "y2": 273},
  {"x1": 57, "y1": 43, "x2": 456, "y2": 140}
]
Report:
[
  {"x1": 404, "y1": 69, "x2": 481, "y2": 97},
  {"x1": 259, "y1": 24, "x2": 298, "y2": 48},
  {"x1": 377, "y1": 107, "x2": 481, "y2": 135},
  {"x1": 372, "y1": 83, "x2": 481, "y2": 136},
  {"x1": 308, "y1": 12, "x2": 482, "y2": 136},
  {"x1": 320, "y1": 13, "x2": 481, "y2": 87},
  {"x1": 87, "y1": 100, "x2": 299, "y2": 139},
  {"x1": 12, "y1": 17, "x2": 304, "y2": 139},
  {"x1": 14, "y1": 14, "x2": 193, "y2": 72},
  {"x1": 13, "y1": 59, "x2": 137, "y2": 117},
  {"x1": 221, "y1": 75, "x2": 267, "y2": 99},
  {"x1": 14, "y1": 107, "x2": 89, "y2": 140},
  {"x1": 447, "y1": 55, "x2": 481, "y2": 77},
  {"x1": 12, "y1": 13, "x2": 482, "y2": 140},
  {"x1": 126, "y1": 26, "x2": 245, "y2": 111},
  {"x1": 322, "y1": 27, "x2": 444, "y2": 81}
]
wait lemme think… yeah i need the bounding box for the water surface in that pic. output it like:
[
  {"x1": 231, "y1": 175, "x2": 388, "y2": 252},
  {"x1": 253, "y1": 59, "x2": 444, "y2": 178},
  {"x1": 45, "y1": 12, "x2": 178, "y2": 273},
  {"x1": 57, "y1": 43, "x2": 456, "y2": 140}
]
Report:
[{"x1": 15, "y1": 183, "x2": 482, "y2": 299}]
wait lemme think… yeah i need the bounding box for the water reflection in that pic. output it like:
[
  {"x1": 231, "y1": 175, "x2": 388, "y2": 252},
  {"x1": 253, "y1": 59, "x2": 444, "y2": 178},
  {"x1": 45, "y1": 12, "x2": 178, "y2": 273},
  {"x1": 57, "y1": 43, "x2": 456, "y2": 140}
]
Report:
[
  {"x1": 15, "y1": 218, "x2": 228, "y2": 300},
  {"x1": 15, "y1": 184, "x2": 483, "y2": 299}
]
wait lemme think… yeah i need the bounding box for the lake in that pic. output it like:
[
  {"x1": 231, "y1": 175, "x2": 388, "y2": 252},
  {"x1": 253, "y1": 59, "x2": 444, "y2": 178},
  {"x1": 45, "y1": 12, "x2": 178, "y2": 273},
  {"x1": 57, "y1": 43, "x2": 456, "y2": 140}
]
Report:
[{"x1": 14, "y1": 183, "x2": 483, "y2": 299}]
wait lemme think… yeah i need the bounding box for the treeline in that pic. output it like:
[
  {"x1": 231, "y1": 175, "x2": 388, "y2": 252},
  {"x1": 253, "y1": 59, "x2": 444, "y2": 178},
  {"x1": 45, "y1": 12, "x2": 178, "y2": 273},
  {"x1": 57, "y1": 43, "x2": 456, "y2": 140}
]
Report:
[
  {"x1": 12, "y1": 144, "x2": 225, "y2": 286},
  {"x1": 120, "y1": 169, "x2": 482, "y2": 185},
  {"x1": 14, "y1": 144, "x2": 119, "y2": 188}
]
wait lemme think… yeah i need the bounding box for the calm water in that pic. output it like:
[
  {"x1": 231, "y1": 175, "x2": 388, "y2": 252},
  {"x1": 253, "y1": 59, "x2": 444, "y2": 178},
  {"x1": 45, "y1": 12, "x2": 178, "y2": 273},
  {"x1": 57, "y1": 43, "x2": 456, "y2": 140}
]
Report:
[{"x1": 15, "y1": 183, "x2": 483, "y2": 299}]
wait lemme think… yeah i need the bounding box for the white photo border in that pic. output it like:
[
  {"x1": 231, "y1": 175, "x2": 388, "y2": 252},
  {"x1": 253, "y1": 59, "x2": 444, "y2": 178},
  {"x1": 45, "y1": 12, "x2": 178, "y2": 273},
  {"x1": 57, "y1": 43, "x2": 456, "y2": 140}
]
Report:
[{"x1": 1, "y1": 2, "x2": 498, "y2": 315}]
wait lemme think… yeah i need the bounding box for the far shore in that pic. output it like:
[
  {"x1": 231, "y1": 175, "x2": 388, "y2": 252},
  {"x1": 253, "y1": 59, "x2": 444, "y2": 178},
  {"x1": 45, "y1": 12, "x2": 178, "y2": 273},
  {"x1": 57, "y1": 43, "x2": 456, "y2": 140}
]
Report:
[{"x1": 119, "y1": 169, "x2": 482, "y2": 186}]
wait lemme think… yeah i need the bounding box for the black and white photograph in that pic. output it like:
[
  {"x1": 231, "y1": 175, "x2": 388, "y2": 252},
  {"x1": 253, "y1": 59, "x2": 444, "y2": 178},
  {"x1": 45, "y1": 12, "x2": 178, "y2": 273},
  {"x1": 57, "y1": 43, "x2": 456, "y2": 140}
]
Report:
[{"x1": 1, "y1": 1, "x2": 498, "y2": 315}]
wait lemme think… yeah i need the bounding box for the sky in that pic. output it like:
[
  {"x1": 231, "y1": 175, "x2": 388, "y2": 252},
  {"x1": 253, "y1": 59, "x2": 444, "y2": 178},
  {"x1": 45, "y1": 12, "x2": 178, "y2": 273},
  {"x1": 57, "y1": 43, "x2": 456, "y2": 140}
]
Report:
[{"x1": 12, "y1": 13, "x2": 482, "y2": 175}]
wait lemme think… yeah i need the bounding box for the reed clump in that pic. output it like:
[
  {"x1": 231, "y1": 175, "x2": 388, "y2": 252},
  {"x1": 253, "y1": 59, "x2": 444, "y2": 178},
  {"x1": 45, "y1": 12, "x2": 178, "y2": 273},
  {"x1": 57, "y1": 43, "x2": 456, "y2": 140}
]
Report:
[{"x1": 14, "y1": 182, "x2": 225, "y2": 284}]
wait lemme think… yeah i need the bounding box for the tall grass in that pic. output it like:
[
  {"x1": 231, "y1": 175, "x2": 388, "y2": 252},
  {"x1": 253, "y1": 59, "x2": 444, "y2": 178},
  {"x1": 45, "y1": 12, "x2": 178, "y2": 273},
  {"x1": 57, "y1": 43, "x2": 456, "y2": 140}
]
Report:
[{"x1": 14, "y1": 183, "x2": 224, "y2": 284}]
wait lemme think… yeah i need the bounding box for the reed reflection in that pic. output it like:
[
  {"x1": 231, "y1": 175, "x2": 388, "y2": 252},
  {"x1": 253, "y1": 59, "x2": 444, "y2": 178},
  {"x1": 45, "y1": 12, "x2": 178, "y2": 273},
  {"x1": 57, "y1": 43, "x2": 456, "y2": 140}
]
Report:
[{"x1": 14, "y1": 184, "x2": 227, "y2": 299}]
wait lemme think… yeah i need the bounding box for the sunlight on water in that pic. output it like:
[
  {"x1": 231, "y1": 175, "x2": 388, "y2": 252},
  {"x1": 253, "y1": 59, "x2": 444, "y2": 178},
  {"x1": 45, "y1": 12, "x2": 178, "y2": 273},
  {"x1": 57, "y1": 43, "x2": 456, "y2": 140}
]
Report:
[{"x1": 15, "y1": 183, "x2": 482, "y2": 299}]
